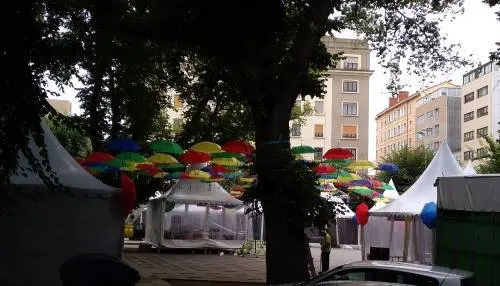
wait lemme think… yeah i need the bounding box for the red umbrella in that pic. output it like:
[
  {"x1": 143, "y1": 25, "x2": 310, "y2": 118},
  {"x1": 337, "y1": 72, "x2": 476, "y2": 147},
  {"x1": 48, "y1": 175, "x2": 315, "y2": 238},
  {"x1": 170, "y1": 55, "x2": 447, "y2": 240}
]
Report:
[
  {"x1": 323, "y1": 148, "x2": 353, "y2": 160},
  {"x1": 222, "y1": 140, "x2": 255, "y2": 154},
  {"x1": 313, "y1": 164, "x2": 336, "y2": 174},
  {"x1": 136, "y1": 164, "x2": 162, "y2": 176},
  {"x1": 369, "y1": 179, "x2": 383, "y2": 188},
  {"x1": 179, "y1": 150, "x2": 211, "y2": 164},
  {"x1": 84, "y1": 152, "x2": 114, "y2": 164},
  {"x1": 211, "y1": 165, "x2": 230, "y2": 173}
]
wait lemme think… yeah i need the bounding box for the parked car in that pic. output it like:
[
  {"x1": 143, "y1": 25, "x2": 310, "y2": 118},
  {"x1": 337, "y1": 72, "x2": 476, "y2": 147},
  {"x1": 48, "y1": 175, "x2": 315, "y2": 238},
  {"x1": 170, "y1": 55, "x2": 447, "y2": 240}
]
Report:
[
  {"x1": 300, "y1": 261, "x2": 475, "y2": 286},
  {"x1": 313, "y1": 282, "x2": 411, "y2": 286}
]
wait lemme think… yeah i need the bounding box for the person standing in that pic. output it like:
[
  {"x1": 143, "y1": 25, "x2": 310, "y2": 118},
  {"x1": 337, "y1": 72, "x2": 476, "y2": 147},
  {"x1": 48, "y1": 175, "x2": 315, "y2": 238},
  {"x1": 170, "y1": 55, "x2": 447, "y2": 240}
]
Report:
[{"x1": 320, "y1": 228, "x2": 331, "y2": 273}]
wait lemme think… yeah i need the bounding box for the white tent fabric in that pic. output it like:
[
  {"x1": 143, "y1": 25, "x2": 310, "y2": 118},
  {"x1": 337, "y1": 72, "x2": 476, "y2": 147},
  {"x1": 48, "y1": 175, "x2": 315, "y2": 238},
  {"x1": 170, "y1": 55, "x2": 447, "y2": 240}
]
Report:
[
  {"x1": 371, "y1": 141, "x2": 464, "y2": 216},
  {"x1": 0, "y1": 123, "x2": 122, "y2": 286},
  {"x1": 363, "y1": 141, "x2": 463, "y2": 264},
  {"x1": 463, "y1": 160, "x2": 477, "y2": 175},
  {"x1": 9, "y1": 123, "x2": 116, "y2": 193},
  {"x1": 370, "y1": 201, "x2": 387, "y2": 211},
  {"x1": 156, "y1": 179, "x2": 243, "y2": 207},
  {"x1": 382, "y1": 179, "x2": 400, "y2": 200}
]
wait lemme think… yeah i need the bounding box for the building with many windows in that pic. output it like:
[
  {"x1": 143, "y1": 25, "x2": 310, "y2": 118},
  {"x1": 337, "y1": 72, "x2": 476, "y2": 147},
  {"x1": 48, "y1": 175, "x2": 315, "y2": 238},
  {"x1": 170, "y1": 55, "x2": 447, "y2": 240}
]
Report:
[
  {"x1": 414, "y1": 82, "x2": 461, "y2": 157},
  {"x1": 289, "y1": 37, "x2": 373, "y2": 161},
  {"x1": 461, "y1": 61, "x2": 500, "y2": 163}
]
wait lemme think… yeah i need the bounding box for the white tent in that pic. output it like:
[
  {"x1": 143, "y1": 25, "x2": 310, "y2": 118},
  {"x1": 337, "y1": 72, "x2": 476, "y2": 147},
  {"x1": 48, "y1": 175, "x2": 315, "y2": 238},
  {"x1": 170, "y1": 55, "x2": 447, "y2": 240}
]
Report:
[
  {"x1": 145, "y1": 179, "x2": 248, "y2": 250},
  {"x1": 382, "y1": 179, "x2": 400, "y2": 200},
  {"x1": 1, "y1": 123, "x2": 123, "y2": 286},
  {"x1": 363, "y1": 141, "x2": 464, "y2": 263},
  {"x1": 463, "y1": 160, "x2": 477, "y2": 175}
]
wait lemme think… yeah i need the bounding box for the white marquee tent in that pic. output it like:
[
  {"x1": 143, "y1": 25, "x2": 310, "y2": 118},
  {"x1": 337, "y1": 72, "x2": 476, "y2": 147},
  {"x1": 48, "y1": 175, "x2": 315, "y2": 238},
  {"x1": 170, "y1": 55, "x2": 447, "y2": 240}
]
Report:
[
  {"x1": 1, "y1": 123, "x2": 123, "y2": 286},
  {"x1": 363, "y1": 141, "x2": 464, "y2": 263},
  {"x1": 145, "y1": 179, "x2": 248, "y2": 250},
  {"x1": 463, "y1": 160, "x2": 477, "y2": 175}
]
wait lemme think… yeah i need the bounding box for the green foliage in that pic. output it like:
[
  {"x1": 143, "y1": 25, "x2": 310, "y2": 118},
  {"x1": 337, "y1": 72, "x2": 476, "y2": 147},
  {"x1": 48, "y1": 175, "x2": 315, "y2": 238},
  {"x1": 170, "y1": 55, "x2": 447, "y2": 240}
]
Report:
[
  {"x1": 43, "y1": 116, "x2": 92, "y2": 158},
  {"x1": 475, "y1": 136, "x2": 500, "y2": 174},
  {"x1": 377, "y1": 146, "x2": 435, "y2": 192},
  {"x1": 290, "y1": 102, "x2": 314, "y2": 126}
]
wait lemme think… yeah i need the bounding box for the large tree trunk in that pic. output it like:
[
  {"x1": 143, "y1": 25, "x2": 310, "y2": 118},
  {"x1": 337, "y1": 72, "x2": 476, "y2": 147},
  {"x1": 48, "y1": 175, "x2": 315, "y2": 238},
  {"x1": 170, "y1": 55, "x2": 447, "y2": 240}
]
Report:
[{"x1": 253, "y1": 97, "x2": 310, "y2": 284}]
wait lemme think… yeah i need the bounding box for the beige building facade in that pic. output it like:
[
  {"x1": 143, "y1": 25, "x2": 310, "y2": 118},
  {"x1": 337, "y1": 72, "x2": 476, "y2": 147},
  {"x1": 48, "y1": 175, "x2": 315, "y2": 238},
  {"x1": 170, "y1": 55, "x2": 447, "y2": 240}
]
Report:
[
  {"x1": 47, "y1": 99, "x2": 72, "y2": 116},
  {"x1": 461, "y1": 62, "x2": 500, "y2": 164},
  {"x1": 290, "y1": 37, "x2": 373, "y2": 161}
]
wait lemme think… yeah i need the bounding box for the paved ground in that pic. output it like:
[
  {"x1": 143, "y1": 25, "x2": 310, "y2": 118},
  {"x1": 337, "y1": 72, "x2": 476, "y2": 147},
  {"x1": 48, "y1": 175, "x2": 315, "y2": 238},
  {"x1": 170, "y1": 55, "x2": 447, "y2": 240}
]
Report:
[{"x1": 125, "y1": 243, "x2": 361, "y2": 285}]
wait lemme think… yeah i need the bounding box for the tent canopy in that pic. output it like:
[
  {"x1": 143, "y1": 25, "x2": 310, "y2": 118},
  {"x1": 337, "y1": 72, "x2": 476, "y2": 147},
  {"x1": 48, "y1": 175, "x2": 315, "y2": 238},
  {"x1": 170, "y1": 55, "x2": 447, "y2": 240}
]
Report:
[
  {"x1": 371, "y1": 141, "x2": 463, "y2": 216},
  {"x1": 155, "y1": 179, "x2": 243, "y2": 207},
  {"x1": 9, "y1": 123, "x2": 117, "y2": 193},
  {"x1": 463, "y1": 160, "x2": 477, "y2": 175},
  {"x1": 382, "y1": 179, "x2": 400, "y2": 200}
]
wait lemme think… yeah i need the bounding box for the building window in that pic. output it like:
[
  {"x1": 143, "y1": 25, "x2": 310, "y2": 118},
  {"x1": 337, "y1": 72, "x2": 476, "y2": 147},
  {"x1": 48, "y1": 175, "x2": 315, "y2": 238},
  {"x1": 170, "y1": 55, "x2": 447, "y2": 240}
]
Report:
[
  {"x1": 477, "y1": 147, "x2": 488, "y2": 158},
  {"x1": 291, "y1": 123, "x2": 301, "y2": 137},
  {"x1": 313, "y1": 147, "x2": 323, "y2": 161},
  {"x1": 464, "y1": 131, "x2": 474, "y2": 142},
  {"x1": 417, "y1": 130, "x2": 425, "y2": 141},
  {"x1": 314, "y1": 124, "x2": 324, "y2": 138},
  {"x1": 343, "y1": 57, "x2": 359, "y2": 70},
  {"x1": 314, "y1": 101, "x2": 324, "y2": 115},
  {"x1": 427, "y1": 111, "x2": 433, "y2": 119},
  {"x1": 464, "y1": 92, "x2": 474, "y2": 103},
  {"x1": 477, "y1": 126, "x2": 488, "y2": 138},
  {"x1": 173, "y1": 94, "x2": 184, "y2": 109},
  {"x1": 464, "y1": 111, "x2": 474, "y2": 122},
  {"x1": 341, "y1": 125, "x2": 358, "y2": 139},
  {"x1": 346, "y1": 148, "x2": 357, "y2": 160},
  {"x1": 477, "y1": 106, "x2": 488, "y2": 118},
  {"x1": 434, "y1": 108, "x2": 440, "y2": 119},
  {"x1": 342, "y1": 81, "x2": 359, "y2": 93},
  {"x1": 342, "y1": 102, "x2": 358, "y2": 116},
  {"x1": 464, "y1": 151, "x2": 473, "y2": 161},
  {"x1": 434, "y1": 141, "x2": 440, "y2": 150},
  {"x1": 426, "y1": 127, "x2": 433, "y2": 136},
  {"x1": 477, "y1": 86, "x2": 488, "y2": 98},
  {"x1": 463, "y1": 74, "x2": 471, "y2": 85},
  {"x1": 435, "y1": 125, "x2": 440, "y2": 134},
  {"x1": 417, "y1": 115, "x2": 425, "y2": 125}
]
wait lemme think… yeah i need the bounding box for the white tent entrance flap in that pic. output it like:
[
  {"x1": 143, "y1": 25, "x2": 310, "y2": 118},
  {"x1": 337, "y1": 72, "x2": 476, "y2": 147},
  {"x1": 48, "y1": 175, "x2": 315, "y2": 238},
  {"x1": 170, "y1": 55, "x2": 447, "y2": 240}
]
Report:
[
  {"x1": 145, "y1": 179, "x2": 248, "y2": 249},
  {"x1": 363, "y1": 141, "x2": 464, "y2": 264}
]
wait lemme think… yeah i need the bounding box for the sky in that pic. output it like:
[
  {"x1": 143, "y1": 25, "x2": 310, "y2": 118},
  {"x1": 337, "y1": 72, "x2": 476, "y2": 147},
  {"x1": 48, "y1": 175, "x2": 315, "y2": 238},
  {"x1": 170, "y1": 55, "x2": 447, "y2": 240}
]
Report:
[{"x1": 48, "y1": 0, "x2": 500, "y2": 160}]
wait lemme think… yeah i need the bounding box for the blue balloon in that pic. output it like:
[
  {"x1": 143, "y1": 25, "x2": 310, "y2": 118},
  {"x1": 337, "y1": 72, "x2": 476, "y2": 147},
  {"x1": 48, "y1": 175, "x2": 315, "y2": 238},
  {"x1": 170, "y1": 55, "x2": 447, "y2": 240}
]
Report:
[{"x1": 420, "y1": 202, "x2": 437, "y2": 229}]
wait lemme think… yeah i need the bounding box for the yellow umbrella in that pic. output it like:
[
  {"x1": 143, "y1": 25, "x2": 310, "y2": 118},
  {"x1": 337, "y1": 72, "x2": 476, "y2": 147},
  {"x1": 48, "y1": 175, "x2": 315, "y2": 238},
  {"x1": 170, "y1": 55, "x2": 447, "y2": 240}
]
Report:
[
  {"x1": 190, "y1": 141, "x2": 222, "y2": 154},
  {"x1": 336, "y1": 176, "x2": 354, "y2": 183},
  {"x1": 148, "y1": 153, "x2": 178, "y2": 164},
  {"x1": 348, "y1": 160, "x2": 378, "y2": 170},
  {"x1": 294, "y1": 154, "x2": 304, "y2": 160},
  {"x1": 373, "y1": 197, "x2": 392, "y2": 203},
  {"x1": 350, "y1": 173, "x2": 362, "y2": 180},
  {"x1": 153, "y1": 172, "x2": 168, "y2": 178},
  {"x1": 186, "y1": 170, "x2": 211, "y2": 179},
  {"x1": 120, "y1": 166, "x2": 139, "y2": 172},
  {"x1": 212, "y1": 157, "x2": 243, "y2": 167},
  {"x1": 239, "y1": 177, "x2": 255, "y2": 184},
  {"x1": 318, "y1": 178, "x2": 337, "y2": 184}
]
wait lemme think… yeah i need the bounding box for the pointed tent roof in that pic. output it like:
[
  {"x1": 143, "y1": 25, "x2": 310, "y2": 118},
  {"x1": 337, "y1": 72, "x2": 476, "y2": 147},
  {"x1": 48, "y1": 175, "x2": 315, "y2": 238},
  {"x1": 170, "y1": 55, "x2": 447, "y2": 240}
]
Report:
[
  {"x1": 463, "y1": 160, "x2": 477, "y2": 175},
  {"x1": 382, "y1": 179, "x2": 400, "y2": 200},
  {"x1": 9, "y1": 123, "x2": 117, "y2": 193},
  {"x1": 156, "y1": 179, "x2": 243, "y2": 207},
  {"x1": 371, "y1": 141, "x2": 464, "y2": 216}
]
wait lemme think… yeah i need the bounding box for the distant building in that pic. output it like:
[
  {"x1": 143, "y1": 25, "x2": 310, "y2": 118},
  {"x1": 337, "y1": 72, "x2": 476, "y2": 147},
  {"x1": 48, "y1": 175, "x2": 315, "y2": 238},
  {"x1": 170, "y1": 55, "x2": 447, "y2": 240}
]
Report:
[
  {"x1": 290, "y1": 37, "x2": 374, "y2": 161},
  {"x1": 414, "y1": 83, "x2": 461, "y2": 158},
  {"x1": 460, "y1": 61, "x2": 500, "y2": 164},
  {"x1": 47, "y1": 99, "x2": 72, "y2": 116}
]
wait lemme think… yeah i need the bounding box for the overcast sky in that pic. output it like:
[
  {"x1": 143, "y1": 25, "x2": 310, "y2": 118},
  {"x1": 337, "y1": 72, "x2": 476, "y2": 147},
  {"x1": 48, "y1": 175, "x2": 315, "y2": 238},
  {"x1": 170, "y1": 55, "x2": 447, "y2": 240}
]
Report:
[{"x1": 49, "y1": 0, "x2": 500, "y2": 160}]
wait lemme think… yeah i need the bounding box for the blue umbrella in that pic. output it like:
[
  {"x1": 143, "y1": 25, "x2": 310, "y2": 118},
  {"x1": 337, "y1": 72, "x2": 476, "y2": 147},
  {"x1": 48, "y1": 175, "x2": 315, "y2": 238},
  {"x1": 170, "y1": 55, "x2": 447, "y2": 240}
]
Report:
[
  {"x1": 378, "y1": 163, "x2": 400, "y2": 173},
  {"x1": 420, "y1": 202, "x2": 437, "y2": 229},
  {"x1": 320, "y1": 173, "x2": 337, "y2": 179},
  {"x1": 351, "y1": 179, "x2": 372, "y2": 187},
  {"x1": 105, "y1": 138, "x2": 141, "y2": 152}
]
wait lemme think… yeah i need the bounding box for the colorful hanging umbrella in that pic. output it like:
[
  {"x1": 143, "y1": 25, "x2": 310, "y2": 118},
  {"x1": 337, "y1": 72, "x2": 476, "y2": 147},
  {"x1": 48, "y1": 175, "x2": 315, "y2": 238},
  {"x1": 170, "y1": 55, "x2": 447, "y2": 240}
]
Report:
[
  {"x1": 324, "y1": 159, "x2": 353, "y2": 168},
  {"x1": 373, "y1": 197, "x2": 392, "y2": 203},
  {"x1": 291, "y1": 145, "x2": 316, "y2": 154},
  {"x1": 115, "y1": 152, "x2": 147, "y2": 163},
  {"x1": 201, "y1": 177, "x2": 225, "y2": 183},
  {"x1": 319, "y1": 173, "x2": 337, "y2": 179},
  {"x1": 348, "y1": 160, "x2": 377, "y2": 170},
  {"x1": 224, "y1": 171, "x2": 242, "y2": 180},
  {"x1": 313, "y1": 164, "x2": 336, "y2": 174},
  {"x1": 222, "y1": 140, "x2": 255, "y2": 154},
  {"x1": 153, "y1": 172, "x2": 168, "y2": 178},
  {"x1": 323, "y1": 148, "x2": 353, "y2": 160},
  {"x1": 368, "y1": 179, "x2": 383, "y2": 188},
  {"x1": 84, "y1": 152, "x2": 114, "y2": 164},
  {"x1": 156, "y1": 163, "x2": 185, "y2": 172},
  {"x1": 190, "y1": 141, "x2": 222, "y2": 154},
  {"x1": 179, "y1": 150, "x2": 211, "y2": 164},
  {"x1": 351, "y1": 179, "x2": 372, "y2": 188},
  {"x1": 211, "y1": 152, "x2": 242, "y2": 159},
  {"x1": 212, "y1": 157, "x2": 243, "y2": 167},
  {"x1": 120, "y1": 166, "x2": 139, "y2": 172},
  {"x1": 350, "y1": 173, "x2": 362, "y2": 180},
  {"x1": 106, "y1": 158, "x2": 135, "y2": 168},
  {"x1": 150, "y1": 140, "x2": 184, "y2": 155},
  {"x1": 210, "y1": 165, "x2": 230, "y2": 174},
  {"x1": 148, "y1": 153, "x2": 178, "y2": 164},
  {"x1": 349, "y1": 186, "x2": 376, "y2": 196},
  {"x1": 106, "y1": 138, "x2": 141, "y2": 152},
  {"x1": 375, "y1": 183, "x2": 396, "y2": 191},
  {"x1": 185, "y1": 170, "x2": 211, "y2": 179},
  {"x1": 238, "y1": 177, "x2": 255, "y2": 184},
  {"x1": 378, "y1": 163, "x2": 400, "y2": 173},
  {"x1": 167, "y1": 172, "x2": 184, "y2": 180}
]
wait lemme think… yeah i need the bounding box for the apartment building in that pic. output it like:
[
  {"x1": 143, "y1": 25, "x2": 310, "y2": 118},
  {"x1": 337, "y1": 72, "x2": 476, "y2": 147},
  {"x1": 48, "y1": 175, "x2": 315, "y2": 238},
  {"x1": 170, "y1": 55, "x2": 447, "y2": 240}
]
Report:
[
  {"x1": 461, "y1": 61, "x2": 500, "y2": 164},
  {"x1": 414, "y1": 83, "x2": 461, "y2": 157},
  {"x1": 375, "y1": 91, "x2": 419, "y2": 162},
  {"x1": 47, "y1": 99, "x2": 72, "y2": 116},
  {"x1": 290, "y1": 37, "x2": 373, "y2": 161}
]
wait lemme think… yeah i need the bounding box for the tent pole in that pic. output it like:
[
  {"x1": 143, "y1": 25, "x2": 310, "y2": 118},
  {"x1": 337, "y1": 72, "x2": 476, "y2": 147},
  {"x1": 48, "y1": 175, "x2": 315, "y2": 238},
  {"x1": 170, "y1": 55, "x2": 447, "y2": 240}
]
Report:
[
  {"x1": 388, "y1": 216, "x2": 394, "y2": 257},
  {"x1": 403, "y1": 217, "x2": 410, "y2": 262},
  {"x1": 260, "y1": 215, "x2": 265, "y2": 241},
  {"x1": 360, "y1": 225, "x2": 365, "y2": 261},
  {"x1": 158, "y1": 199, "x2": 165, "y2": 253}
]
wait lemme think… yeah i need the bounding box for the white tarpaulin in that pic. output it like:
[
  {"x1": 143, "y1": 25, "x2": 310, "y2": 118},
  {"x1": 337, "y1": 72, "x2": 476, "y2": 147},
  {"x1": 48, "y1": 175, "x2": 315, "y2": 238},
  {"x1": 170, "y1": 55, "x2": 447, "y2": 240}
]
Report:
[
  {"x1": 363, "y1": 141, "x2": 463, "y2": 264},
  {"x1": 463, "y1": 161, "x2": 477, "y2": 176},
  {"x1": 1, "y1": 123, "x2": 122, "y2": 286}
]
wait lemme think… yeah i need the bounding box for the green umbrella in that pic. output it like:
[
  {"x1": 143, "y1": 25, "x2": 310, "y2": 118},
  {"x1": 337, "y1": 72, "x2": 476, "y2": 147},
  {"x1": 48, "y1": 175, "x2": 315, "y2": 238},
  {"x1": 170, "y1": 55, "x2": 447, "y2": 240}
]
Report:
[
  {"x1": 106, "y1": 158, "x2": 135, "y2": 168},
  {"x1": 156, "y1": 163, "x2": 185, "y2": 172},
  {"x1": 349, "y1": 186, "x2": 374, "y2": 196},
  {"x1": 150, "y1": 140, "x2": 184, "y2": 155},
  {"x1": 291, "y1": 145, "x2": 316, "y2": 154},
  {"x1": 324, "y1": 159, "x2": 353, "y2": 168},
  {"x1": 334, "y1": 169, "x2": 352, "y2": 178},
  {"x1": 115, "y1": 152, "x2": 147, "y2": 163},
  {"x1": 375, "y1": 183, "x2": 395, "y2": 190},
  {"x1": 211, "y1": 152, "x2": 246, "y2": 160}
]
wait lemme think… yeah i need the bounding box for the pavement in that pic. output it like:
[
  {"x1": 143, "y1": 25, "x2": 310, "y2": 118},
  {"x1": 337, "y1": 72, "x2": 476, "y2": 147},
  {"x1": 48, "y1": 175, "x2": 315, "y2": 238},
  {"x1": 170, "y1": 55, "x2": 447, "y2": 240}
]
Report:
[{"x1": 125, "y1": 243, "x2": 361, "y2": 286}]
